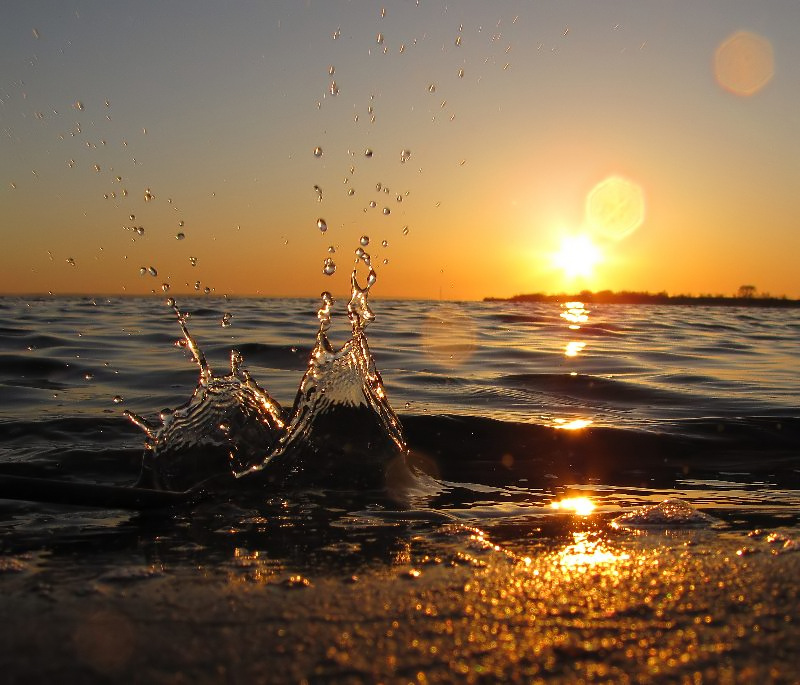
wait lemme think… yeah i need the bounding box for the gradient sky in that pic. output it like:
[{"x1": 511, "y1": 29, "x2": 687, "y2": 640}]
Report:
[{"x1": 2, "y1": 1, "x2": 799, "y2": 300}]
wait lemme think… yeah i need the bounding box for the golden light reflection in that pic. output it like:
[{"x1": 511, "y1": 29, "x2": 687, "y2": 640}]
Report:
[
  {"x1": 550, "y1": 496, "x2": 596, "y2": 516},
  {"x1": 560, "y1": 301, "x2": 589, "y2": 329},
  {"x1": 557, "y1": 531, "x2": 630, "y2": 569},
  {"x1": 586, "y1": 176, "x2": 646, "y2": 241},
  {"x1": 564, "y1": 340, "x2": 586, "y2": 357},
  {"x1": 552, "y1": 235, "x2": 602, "y2": 279},
  {"x1": 714, "y1": 30, "x2": 774, "y2": 97},
  {"x1": 553, "y1": 418, "x2": 593, "y2": 431}
]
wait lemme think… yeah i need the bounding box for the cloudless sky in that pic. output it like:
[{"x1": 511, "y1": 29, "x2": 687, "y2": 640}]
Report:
[{"x1": 2, "y1": 1, "x2": 799, "y2": 300}]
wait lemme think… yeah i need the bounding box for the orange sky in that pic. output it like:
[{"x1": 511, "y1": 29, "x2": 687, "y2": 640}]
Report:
[{"x1": 2, "y1": 2, "x2": 800, "y2": 300}]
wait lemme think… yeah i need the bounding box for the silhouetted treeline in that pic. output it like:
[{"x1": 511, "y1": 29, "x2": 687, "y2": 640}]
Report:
[{"x1": 484, "y1": 290, "x2": 800, "y2": 307}]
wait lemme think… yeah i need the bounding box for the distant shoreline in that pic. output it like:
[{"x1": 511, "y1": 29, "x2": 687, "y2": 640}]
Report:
[{"x1": 484, "y1": 291, "x2": 800, "y2": 307}]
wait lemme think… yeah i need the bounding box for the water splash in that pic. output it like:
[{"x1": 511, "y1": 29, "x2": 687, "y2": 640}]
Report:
[
  {"x1": 126, "y1": 256, "x2": 407, "y2": 491},
  {"x1": 125, "y1": 299, "x2": 285, "y2": 491}
]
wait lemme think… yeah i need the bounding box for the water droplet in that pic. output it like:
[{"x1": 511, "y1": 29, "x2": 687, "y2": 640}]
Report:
[
  {"x1": 74, "y1": 100, "x2": 84, "y2": 111},
  {"x1": 347, "y1": 188, "x2": 355, "y2": 196},
  {"x1": 364, "y1": 148, "x2": 373, "y2": 158},
  {"x1": 66, "y1": 257, "x2": 76, "y2": 266},
  {"x1": 323, "y1": 257, "x2": 336, "y2": 275},
  {"x1": 203, "y1": 286, "x2": 211, "y2": 295},
  {"x1": 328, "y1": 65, "x2": 335, "y2": 75},
  {"x1": 369, "y1": 201, "x2": 377, "y2": 208},
  {"x1": 112, "y1": 395, "x2": 123, "y2": 404},
  {"x1": 129, "y1": 214, "x2": 135, "y2": 221},
  {"x1": 179, "y1": 220, "x2": 185, "y2": 227},
  {"x1": 189, "y1": 257, "x2": 198, "y2": 267},
  {"x1": 317, "y1": 218, "x2": 328, "y2": 233},
  {"x1": 93, "y1": 163, "x2": 101, "y2": 172},
  {"x1": 376, "y1": 182, "x2": 382, "y2": 191},
  {"x1": 147, "y1": 266, "x2": 157, "y2": 277},
  {"x1": 380, "y1": 7, "x2": 386, "y2": 18},
  {"x1": 383, "y1": 258, "x2": 389, "y2": 265},
  {"x1": 455, "y1": 35, "x2": 462, "y2": 47},
  {"x1": 176, "y1": 232, "x2": 185, "y2": 240},
  {"x1": 382, "y1": 207, "x2": 390, "y2": 215},
  {"x1": 329, "y1": 80, "x2": 338, "y2": 96},
  {"x1": 428, "y1": 84, "x2": 436, "y2": 93},
  {"x1": 402, "y1": 226, "x2": 409, "y2": 236},
  {"x1": 139, "y1": 267, "x2": 147, "y2": 276},
  {"x1": 328, "y1": 245, "x2": 336, "y2": 253},
  {"x1": 84, "y1": 372, "x2": 93, "y2": 381},
  {"x1": 376, "y1": 33, "x2": 384, "y2": 45},
  {"x1": 314, "y1": 184, "x2": 323, "y2": 201},
  {"x1": 221, "y1": 312, "x2": 232, "y2": 327},
  {"x1": 396, "y1": 194, "x2": 402, "y2": 202},
  {"x1": 135, "y1": 226, "x2": 145, "y2": 236},
  {"x1": 400, "y1": 149, "x2": 411, "y2": 163},
  {"x1": 32, "y1": 28, "x2": 40, "y2": 39},
  {"x1": 166, "y1": 297, "x2": 176, "y2": 307},
  {"x1": 382, "y1": 240, "x2": 388, "y2": 247},
  {"x1": 144, "y1": 188, "x2": 154, "y2": 202},
  {"x1": 161, "y1": 283, "x2": 170, "y2": 292},
  {"x1": 194, "y1": 280, "x2": 201, "y2": 290},
  {"x1": 360, "y1": 235, "x2": 370, "y2": 246},
  {"x1": 313, "y1": 146, "x2": 323, "y2": 158}
]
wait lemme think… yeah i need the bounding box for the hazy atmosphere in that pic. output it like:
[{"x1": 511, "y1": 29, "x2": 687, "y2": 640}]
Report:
[{"x1": 3, "y1": 1, "x2": 799, "y2": 300}]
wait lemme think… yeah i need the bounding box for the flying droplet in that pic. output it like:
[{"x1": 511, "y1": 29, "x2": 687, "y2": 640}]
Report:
[
  {"x1": 144, "y1": 188, "x2": 154, "y2": 202},
  {"x1": 161, "y1": 283, "x2": 170, "y2": 292},
  {"x1": 328, "y1": 245, "x2": 336, "y2": 253},
  {"x1": 323, "y1": 257, "x2": 336, "y2": 275},
  {"x1": 179, "y1": 220, "x2": 184, "y2": 227},
  {"x1": 317, "y1": 218, "x2": 328, "y2": 233},
  {"x1": 382, "y1": 240, "x2": 388, "y2": 247},
  {"x1": 74, "y1": 100, "x2": 84, "y2": 111},
  {"x1": 147, "y1": 266, "x2": 157, "y2": 277},
  {"x1": 314, "y1": 184, "x2": 323, "y2": 201},
  {"x1": 194, "y1": 280, "x2": 201, "y2": 290},
  {"x1": 360, "y1": 235, "x2": 370, "y2": 246},
  {"x1": 66, "y1": 257, "x2": 76, "y2": 266},
  {"x1": 221, "y1": 312, "x2": 232, "y2": 327},
  {"x1": 369, "y1": 201, "x2": 377, "y2": 208},
  {"x1": 129, "y1": 214, "x2": 135, "y2": 221},
  {"x1": 93, "y1": 164, "x2": 101, "y2": 172},
  {"x1": 376, "y1": 33, "x2": 384, "y2": 45},
  {"x1": 112, "y1": 395, "x2": 123, "y2": 404},
  {"x1": 376, "y1": 182, "x2": 382, "y2": 191},
  {"x1": 458, "y1": 68, "x2": 464, "y2": 78},
  {"x1": 455, "y1": 36, "x2": 462, "y2": 47},
  {"x1": 402, "y1": 226, "x2": 409, "y2": 236},
  {"x1": 134, "y1": 226, "x2": 144, "y2": 236},
  {"x1": 314, "y1": 146, "x2": 323, "y2": 158},
  {"x1": 428, "y1": 84, "x2": 436, "y2": 93},
  {"x1": 328, "y1": 65, "x2": 335, "y2": 75},
  {"x1": 329, "y1": 81, "x2": 339, "y2": 96},
  {"x1": 176, "y1": 232, "x2": 185, "y2": 240},
  {"x1": 139, "y1": 267, "x2": 147, "y2": 276},
  {"x1": 382, "y1": 207, "x2": 390, "y2": 215},
  {"x1": 347, "y1": 188, "x2": 355, "y2": 196},
  {"x1": 400, "y1": 149, "x2": 411, "y2": 163},
  {"x1": 364, "y1": 148, "x2": 373, "y2": 158},
  {"x1": 189, "y1": 257, "x2": 198, "y2": 267}
]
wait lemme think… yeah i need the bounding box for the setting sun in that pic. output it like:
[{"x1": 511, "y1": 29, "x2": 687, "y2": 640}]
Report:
[{"x1": 552, "y1": 235, "x2": 602, "y2": 279}]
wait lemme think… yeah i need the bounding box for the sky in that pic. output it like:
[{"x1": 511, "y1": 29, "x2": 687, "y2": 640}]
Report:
[{"x1": 2, "y1": 1, "x2": 799, "y2": 300}]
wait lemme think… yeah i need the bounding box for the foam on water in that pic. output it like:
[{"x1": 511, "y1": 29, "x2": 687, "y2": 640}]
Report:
[{"x1": 126, "y1": 251, "x2": 407, "y2": 491}]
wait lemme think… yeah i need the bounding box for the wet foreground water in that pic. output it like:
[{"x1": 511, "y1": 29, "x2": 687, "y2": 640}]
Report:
[{"x1": 1, "y1": 296, "x2": 799, "y2": 682}]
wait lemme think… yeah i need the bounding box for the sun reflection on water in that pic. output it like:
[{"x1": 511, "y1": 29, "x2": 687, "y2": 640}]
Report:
[
  {"x1": 550, "y1": 496, "x2": 596, "y2": 516},
  {"x1": 557, "y1": 531, "x2": 630, "y2": 570}
]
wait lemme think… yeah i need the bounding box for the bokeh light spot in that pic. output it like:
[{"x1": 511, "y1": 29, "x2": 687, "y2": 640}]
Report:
[
  {"x1": 586, "y1": 176, "x2": 645, "y2": 241},
  {"x1": 714, "y1": 30, "x2": 774, "y2": 97}
]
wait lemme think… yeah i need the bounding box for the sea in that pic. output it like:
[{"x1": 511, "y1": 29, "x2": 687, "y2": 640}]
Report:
[{"x1": 0, "y1": 294, "x2": 799, "y2": 683}]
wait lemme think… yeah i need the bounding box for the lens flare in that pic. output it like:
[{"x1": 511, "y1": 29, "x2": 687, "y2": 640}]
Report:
[
  {"x1": 586, "y1": 176, "x2": 645, "y2": 241},
  {"x1": 714, "y1": 30, "x2": 774, "y2": 97}
]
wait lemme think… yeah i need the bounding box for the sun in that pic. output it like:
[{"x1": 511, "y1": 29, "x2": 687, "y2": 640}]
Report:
[{"x1": 552, "y1": 234, "x2": 602, "y2": 278}]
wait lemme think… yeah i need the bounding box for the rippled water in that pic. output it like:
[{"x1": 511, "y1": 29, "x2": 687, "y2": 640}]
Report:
[{"x1": 1, "y1": 296, "x2": 799, "y2": 681}]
